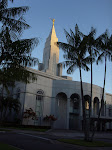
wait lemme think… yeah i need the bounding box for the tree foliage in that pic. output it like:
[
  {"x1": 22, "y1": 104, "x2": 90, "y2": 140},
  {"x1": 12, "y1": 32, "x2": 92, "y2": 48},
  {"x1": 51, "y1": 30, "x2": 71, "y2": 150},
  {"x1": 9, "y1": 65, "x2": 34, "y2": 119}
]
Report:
[
  {"x1": 57, "y1": 24, "x2": 92, "y2": 73},
  {"x1": 0, "y1": 95, "x2": 21, "y2": 121},
  {"x1": 0, "y1": 0, "x2": 39, "y2": 86},
  {"x1": 57, "y1": 24, "x2": 92, "y2": 141},
  {"x1": 0, "y1": 0, "x2": 39, "y2": 122},
  {"x1": 57, "y1": 24, "x2": 112, "y2": 141}
]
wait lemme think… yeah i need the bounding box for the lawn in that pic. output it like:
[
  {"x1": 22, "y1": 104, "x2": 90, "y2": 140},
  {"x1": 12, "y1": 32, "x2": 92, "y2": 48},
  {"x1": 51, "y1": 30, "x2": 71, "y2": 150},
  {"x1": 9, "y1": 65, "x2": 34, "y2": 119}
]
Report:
[
  {"x1": 0, "y1": 143, "x2": 18, "y2": 150},
  {"x1": 58, "y1": 139, "x2": 112, "y2": 147},
  {"x1": 16, "y1": 128, "x2": 48, "y2": 132},
  {"x1": 0, "y1": 129, "x2": 12, "y2": 132},
  {"x1": 0, "y1": 127, "x2": 48, "y2": 132}
]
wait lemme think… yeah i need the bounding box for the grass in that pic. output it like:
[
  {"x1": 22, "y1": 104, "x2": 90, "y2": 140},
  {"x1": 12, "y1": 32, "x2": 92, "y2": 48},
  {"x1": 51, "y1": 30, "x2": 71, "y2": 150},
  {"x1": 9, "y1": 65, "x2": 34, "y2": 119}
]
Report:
[
  {"x1": 0, "y1": 143, "x2": 18, "y2": 150},
  {"x1": 16, "y1": 128, "x2": 48, "y2": 132},
  {"x1": 0, "y1": 129, "x2": 12, "y2": 132},
  {"x1": 0, "y1": 127, "x2": 48, "y2": 132},
  {"x1": 58, "y1": 139, "x2": 112, "y2": 147}
]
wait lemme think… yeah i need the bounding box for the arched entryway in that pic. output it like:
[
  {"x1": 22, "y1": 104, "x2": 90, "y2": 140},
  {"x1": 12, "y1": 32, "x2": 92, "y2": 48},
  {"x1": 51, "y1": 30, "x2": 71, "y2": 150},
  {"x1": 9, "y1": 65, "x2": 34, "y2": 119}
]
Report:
[
  {"x1": 93, "y1": 97, "x2": 99, "y2": 115},
  {"x1": 55, "y1": 92, "x2": 67, "y2": 129},
  {"x1": 69, "y1": 93, "x2": 80, "y2": 130}
]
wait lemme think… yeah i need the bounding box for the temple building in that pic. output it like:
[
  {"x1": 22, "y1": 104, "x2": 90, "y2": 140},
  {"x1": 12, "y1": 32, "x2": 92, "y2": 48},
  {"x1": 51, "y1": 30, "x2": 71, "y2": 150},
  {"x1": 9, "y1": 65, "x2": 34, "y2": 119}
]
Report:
[{"x1": 13, "y1": 21, "x2": 112, "y2": 131}]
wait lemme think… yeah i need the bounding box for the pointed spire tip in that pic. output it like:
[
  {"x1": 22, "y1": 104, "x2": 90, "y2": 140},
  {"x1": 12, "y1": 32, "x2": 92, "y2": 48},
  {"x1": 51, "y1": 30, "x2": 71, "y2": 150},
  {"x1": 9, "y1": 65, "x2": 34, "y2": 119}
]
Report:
[{"x1": 50, "y1": 18, "x2": 55, "y2": 26}]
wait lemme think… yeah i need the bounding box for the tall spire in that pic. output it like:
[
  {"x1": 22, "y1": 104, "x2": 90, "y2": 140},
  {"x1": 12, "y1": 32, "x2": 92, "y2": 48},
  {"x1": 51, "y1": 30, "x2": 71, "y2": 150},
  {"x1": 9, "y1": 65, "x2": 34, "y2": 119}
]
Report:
[
  {"x1": 48, "y1": 18, "x2": 57, "y2": 40},
  {"x1": 42, "y1": 19, "x2": 59, "y2": 75}
]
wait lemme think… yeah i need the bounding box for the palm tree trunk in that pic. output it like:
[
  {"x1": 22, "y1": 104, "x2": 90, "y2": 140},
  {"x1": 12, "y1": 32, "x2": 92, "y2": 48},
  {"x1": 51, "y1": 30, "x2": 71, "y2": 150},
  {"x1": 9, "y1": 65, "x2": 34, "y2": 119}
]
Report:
[
  {"x1": 88, "y1": 51, "x2": 93, "y2": 141},
  {"x1": 89, "y1": 61, "x2": 92, "y2": 118},
  {"x1": 85, "y1": 61, "x2": 93, "y2": 141},
  {"x1": 91, "y1": 56, "x2": 107, "y2": 140},
  {"x1": 79, "y1": 67, "x2": 89, "y2": 141}
]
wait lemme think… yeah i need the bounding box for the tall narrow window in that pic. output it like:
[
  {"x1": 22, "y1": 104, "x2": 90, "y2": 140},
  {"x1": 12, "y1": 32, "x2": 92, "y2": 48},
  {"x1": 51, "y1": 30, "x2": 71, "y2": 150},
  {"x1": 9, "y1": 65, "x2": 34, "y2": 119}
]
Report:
[{"x1": 35, "y1": 90, "x2": 44, "y2": 125}]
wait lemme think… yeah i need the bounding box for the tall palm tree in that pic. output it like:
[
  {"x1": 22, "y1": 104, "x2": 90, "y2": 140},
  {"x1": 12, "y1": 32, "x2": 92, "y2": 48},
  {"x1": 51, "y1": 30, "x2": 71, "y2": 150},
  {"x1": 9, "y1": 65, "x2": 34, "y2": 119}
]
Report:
[
  {"x1": 84, "y1": 28, "x2": 97, "y2": 118},
  {"x1": 57, "y1": 24, "x2": 92, "y2": 141},
  {"x1": 97, "y1": 30, "x2": 112, "y2": 115},
  {"x1": 83, "y1": 28, "x2": 100, "y2": 138},
  {"x1": 91, "y1": 30, "x2": 112, "y2": 140}
]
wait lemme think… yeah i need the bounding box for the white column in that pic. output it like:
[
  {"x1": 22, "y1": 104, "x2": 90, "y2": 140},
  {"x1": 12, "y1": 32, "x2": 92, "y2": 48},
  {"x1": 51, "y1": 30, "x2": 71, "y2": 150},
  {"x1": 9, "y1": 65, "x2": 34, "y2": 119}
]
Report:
[
  {"x1": 80, "y1": 99, "x2": 82, "y2": 116},
  {"x1": 91, "y1": 101, "x2": 94, "y2": 116},
  {"x1": 66, "y1": 98, "x2": 70, "y2": 129}
]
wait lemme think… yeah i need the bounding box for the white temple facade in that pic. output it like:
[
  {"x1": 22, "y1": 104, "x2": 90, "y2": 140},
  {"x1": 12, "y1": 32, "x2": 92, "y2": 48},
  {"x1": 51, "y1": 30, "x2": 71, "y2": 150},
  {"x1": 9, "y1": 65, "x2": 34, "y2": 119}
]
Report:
[{"x1": 13, "y1": 21, "x2": 112, "y2": 131}]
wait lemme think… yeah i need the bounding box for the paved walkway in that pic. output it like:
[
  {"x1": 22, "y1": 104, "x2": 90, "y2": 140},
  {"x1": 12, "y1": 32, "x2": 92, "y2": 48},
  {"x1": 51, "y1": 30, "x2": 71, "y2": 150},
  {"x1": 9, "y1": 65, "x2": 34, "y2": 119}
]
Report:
[
  {"x1": 0, "y1": 128, "x2": 112, "y2": 150},
  {"x1": 1, "y1": 128, "x2": 112, "y2": 140},
  {"x1": 47, "y1": 129, "x2": 112, "y2": 139}
]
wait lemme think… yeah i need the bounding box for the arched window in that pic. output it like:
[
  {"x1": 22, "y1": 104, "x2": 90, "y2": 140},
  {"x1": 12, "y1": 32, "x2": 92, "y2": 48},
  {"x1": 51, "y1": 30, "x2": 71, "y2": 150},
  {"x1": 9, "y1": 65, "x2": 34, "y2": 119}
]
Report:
[
  {"x1": 70, "y1": 93, "x2": 80, "y2": 110},
  {"x1": 36, "y1": 90, "x2": 44, "y2": 101},
  {"x1": 35, "y1": 90, "x2": 44, "y2": 125},
  {"x1": 94, "y1": 97, "x2": 99, "y2": 115},
  {"x1": 84, "y1": 95, "x2": 91, "y2": 116},
  {"x1": 85, "y1": 101, "x2": 89, "y2": 110},
  {"x1": 84, "y1": 95, "x2": 90, "y2": 110}
]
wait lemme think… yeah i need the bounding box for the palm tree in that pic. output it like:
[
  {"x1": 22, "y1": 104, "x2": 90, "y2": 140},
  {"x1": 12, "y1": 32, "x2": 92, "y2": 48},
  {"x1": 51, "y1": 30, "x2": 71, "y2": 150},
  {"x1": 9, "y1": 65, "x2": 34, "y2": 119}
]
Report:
[
  {"x1": 57, "y1": 24, "x2": 92, "y2": 141},
  {"x1": 89, "y1": 30, "x2": 112, "y2": 136},
  {"x1": 84, "y1": 28, "x2": 97, "y2": 117},
  {"x1": 97, "y1": 30, "x2": 112, "y2": 115},
  {"x1": 83, "y1": 28, "x2": 99, "y2": 137},
  {"x1": 91, "y1": 30, "x2": 112, "y2": 139}
]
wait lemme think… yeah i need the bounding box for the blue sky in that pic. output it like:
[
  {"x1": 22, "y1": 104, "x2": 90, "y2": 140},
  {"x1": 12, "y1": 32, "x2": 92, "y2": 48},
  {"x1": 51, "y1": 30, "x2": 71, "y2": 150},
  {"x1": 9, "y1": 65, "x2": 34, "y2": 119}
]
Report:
[{"x1": 8, "y1": 0, "x2": 112, "y2": 93}]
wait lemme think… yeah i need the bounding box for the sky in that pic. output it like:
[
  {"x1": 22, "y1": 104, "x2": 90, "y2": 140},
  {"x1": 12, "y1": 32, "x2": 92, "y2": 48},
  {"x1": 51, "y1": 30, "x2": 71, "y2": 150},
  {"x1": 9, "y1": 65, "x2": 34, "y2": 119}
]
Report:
[{"x1": 8, "y1": 0, "x2": 112, "y2": 94}]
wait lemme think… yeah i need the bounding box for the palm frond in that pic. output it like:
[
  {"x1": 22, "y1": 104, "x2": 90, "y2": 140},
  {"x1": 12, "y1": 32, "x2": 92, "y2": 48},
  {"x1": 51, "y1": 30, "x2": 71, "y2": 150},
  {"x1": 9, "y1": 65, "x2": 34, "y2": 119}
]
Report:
[
  {"x1": 1, "y1": 16, "x2": 30, "y2": 33},
  {"x1": 12, "y1": 38, "x2": 39, "y2": 53},
  {"x1": 67, "y1": 63, "x2": 76, "y2": 74},
  {"x1": 81, "y1": 63, "x2": 90, "y2": 71},
  {"x1": 96, "y1": 52, "x2": 105, "y2": 64},
  {"x1": 75, "y1": 24, "x2": 84, "y2": 38},
  {"x1": 0, "y1": 0, "x2": 8, "y2": 9},
  {"x1": 83, "y1": 55, "x2": 94, "y2": 64},
  {"x1": 57, "y1": 42, "x2": 74, "y2": 53},
  {"x1": 64, "y1": 29, "x2": 74, "y2": 46},
  {"x1": 0, "y1": 6, "x2": 29, "y2": 19},
  {"x1": 89, "y1": 27, "x2": 96, "y2": 37}
]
